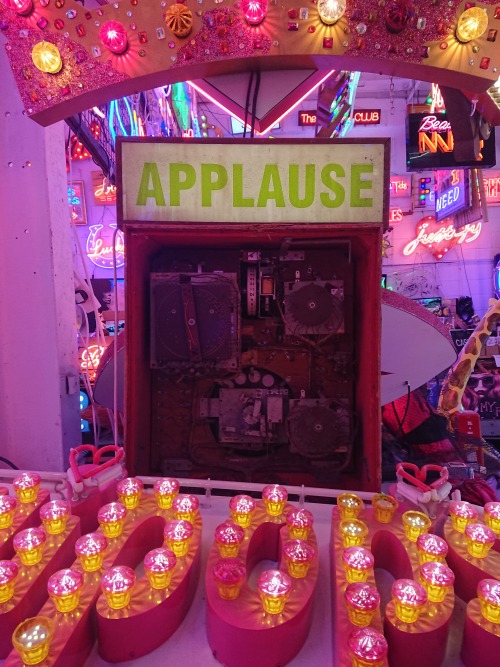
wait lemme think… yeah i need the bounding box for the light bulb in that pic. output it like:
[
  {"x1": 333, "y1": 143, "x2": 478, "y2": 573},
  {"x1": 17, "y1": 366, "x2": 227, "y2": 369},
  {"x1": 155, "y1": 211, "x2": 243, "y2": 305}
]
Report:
[{"x1": 317, "y1": 0, "x2": 346, "y2": 25}]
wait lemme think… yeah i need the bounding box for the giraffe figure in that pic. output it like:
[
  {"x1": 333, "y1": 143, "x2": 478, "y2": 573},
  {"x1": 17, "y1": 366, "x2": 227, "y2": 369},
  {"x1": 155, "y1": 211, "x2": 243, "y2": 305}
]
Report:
[{"x1": 437, "y1": 298, "x2": 500, "y2": 429}]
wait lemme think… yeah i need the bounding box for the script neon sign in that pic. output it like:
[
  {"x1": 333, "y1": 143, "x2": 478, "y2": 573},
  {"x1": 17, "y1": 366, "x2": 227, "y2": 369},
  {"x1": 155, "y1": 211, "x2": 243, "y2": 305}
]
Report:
[
  {"x1": 403, "y1": 216, "x2": 482, "y2": 260},
  {"x1": 86, "y1": 224, "x2": 125, "y2": 269}
]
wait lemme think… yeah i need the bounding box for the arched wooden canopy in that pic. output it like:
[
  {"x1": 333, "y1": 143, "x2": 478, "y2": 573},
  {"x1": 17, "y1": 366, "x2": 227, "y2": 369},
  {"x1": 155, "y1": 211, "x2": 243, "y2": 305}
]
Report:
[{"x1": 1, "y1": 0, "x2": 500, "y2": 126}]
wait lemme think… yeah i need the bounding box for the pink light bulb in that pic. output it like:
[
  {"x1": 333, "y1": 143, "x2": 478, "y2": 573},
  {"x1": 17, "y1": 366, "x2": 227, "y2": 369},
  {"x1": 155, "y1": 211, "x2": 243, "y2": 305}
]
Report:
[
  {"x1": 478, "y1": 579, "x2": 500, "y2": 623},
  {"x1": 13, "y1": 527, "x2": 46, "y2": 566},
  {"x1": 416, "y1": 533, "x2": 448, "y2": 563},
  {"x1": 12, "y1": 472, "x2": 41, "y2": 504},
  {"x1": 241, "y1": 0, "x2": 268, "y2": 24},
  {"x1": 116, "y1": 477, "x2": 143, "y2": 510},
  {"x1": 40, "y1": 500, "x2": 71, "y2": 535},
  {"x1": 0, "y1": 560, "x2": 18, "y2": 603},
  {"x1": 285, "y1": 508, "x2": 314, "y2": 539},
  {"x1": 47, "y1": 569, "x2": 84, "y2": 613},
  {"x1": 101, "y1": 565, "x2": 135, "y2": 610},
  {"x1": 348, "y1": 627, "x2": 388, "y2": 667},
  {"x1": 164, "y1": 519, "x2": 194, "y2": 557},
  {"x1": 229, "y1": 495, "x2": 256, "y2": 527},
  {"x1": 345, "y1": 582, "x2": 380, "y2": 627},
  {"x1": 262, "y1": 484, "x2": 288, "y2": 517},
  {"x1": 1, "y1": 0, "x2": 33, "y2": 15},
  {"x1": 420, "y1": 561, "x2": 455, "y2": 603},
  {"x1": 99, "y1": 20, "x2": 128, "y2": 55},
  {"x1": 215, "y1": 521, "x2": 245, "y2": 558},
  {"x1": 257, "y1": 569, "x2": 292, "y2": 614},
  {"x1": 283, "y1": 539, "x2": 315, "y2": 578},
  {"x1": 0, "y1": 495, "x2": 17, "y2": 529},
  {"x1": 153, "y1": 478, "x2": 179, "y2": 509},
  {"x1": 75, "y1": 532, "x2": 108, "y2": 572},
  {"x1": 213, "y1": 558, "x2": 246, "y2": 600},
  {"x1": 144, "y1": 548, "x2": 177, "y2": 590}
]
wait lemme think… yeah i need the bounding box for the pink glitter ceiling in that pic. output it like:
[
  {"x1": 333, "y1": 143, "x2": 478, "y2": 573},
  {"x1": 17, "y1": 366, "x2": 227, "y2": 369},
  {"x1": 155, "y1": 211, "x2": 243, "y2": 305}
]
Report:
[{"x1": 1, "y1": 0, "x2": 500, "y2": 126}]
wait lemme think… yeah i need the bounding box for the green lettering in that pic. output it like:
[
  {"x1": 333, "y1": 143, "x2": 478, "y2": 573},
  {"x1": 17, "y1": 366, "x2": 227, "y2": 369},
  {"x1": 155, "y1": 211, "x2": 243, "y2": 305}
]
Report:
[
  {"x1": 201, "y1": 163, "x2": 228, "y2": 207},
  {"x1": 170, "y1": 163, "x2": 196, "y2": 206},
  {"x1": 320, "y1": 164, "x2": 345, "y2": 208},
  {"x1": 257, "y1": 165, "x2": 285, "y2": 207},
  {"x1": 351, "y1": 164, "x2": 373, "y2": 207},
  {"x1": 136, "y1": 162, "x2": 166, "y2": 206},
  {"x1": 289, "y1": 164, "x2": 315, "y2": 208},
  {"x1": 233, "y1": 164, "x2": 254, "y2": 207}
]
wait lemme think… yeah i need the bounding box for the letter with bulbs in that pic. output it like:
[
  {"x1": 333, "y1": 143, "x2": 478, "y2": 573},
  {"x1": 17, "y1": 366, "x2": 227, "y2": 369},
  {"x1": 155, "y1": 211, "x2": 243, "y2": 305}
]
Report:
[{"x1": 0, "y1": 470, "x2": 499, "y2": 666}]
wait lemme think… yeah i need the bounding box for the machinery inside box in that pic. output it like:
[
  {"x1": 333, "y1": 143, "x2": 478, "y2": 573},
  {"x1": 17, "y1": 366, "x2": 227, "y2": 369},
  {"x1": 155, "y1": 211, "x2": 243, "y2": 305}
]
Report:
[{"x1": 146, "y1": 238, "x2": 357, "y2": 487}]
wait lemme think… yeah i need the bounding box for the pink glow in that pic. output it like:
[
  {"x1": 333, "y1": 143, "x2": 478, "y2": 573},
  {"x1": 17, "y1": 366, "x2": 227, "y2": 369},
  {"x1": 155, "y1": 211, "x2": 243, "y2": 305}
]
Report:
[
  {"x1": 229, "y1": 495, "x2": 255, "y2": 514},
  {"x1": 40, "y1": 500, "x2": 70, "y2": 521},
  {"x1": 164, "y1": 519, "x2": 194, "y2": 542},
  {"x1": 262, "y1": 484, "x2": 288, "y2": 503},
  {"x1": 283, "y1": 539, "x2": 315, "y2": 563},
  {"x1": 153, "y1": 478, "x2": 179, "y2": 496},
  {"x1": 0, "y1": 560, "x2": 18, "y2": 584},
  {"x1": 0, "y1": 495, "x2": 17, "y2": 514},
  {"x1": 342, "y1": 546, "x2": 374, "y2": 571},
  {"x1": 348, "y1": 627, "x2": 388, "y2": 662},
  {"x1": 416, "y1": 533, "x2": 448, "y2": 558},
  {"x1": 392, "y1": 579, "x2": 427, "y2": 607},
  {"x1": 98, "y1": 502, "x2": 127, "y2": 523},
  {"x1": 257, "y1": 569, "x2": 292, "y2": 597},
  {"x1": 478, "y1": 579, "x2": 500, "y2": 605},
  {"x1": 449, "y1": 500, "x2": 478, "y2": 519},
  {"x1": 116, "y1": 477, "x2": 143, "y2": 497},
  {"x1": 99, "y1": 21, "x2": 128, "y2": 55},
  {"x1": 13, "y1": 527, "x2": 46, "y2": 551},
  {"x1": 241, "y1": 0, "x2": 268, "y2": 25},
  {"x1": 465, "y1": 522, "x2": 496, "y2": 544},
  {"x1": 13, "y1": 472, "x2": 41, "y2": 490},
  {"x1": 101, "y1": 565, "x2": 135, "y2": 594},
  {"x1": 144, "y1": 548, "x2": 177, "y2": 573},
  {"x1": 172, "y1": 494, "x2": 199, "y2": 516},
  {"x1": 286, "y1": 508, "x2": 314, "y2": 529},
  {"x1": 420, "y1": 562, "x2": 455, "y2": 587},
  {"x1": 484, "y1": 502, "x2": 500, "y2": 519}
]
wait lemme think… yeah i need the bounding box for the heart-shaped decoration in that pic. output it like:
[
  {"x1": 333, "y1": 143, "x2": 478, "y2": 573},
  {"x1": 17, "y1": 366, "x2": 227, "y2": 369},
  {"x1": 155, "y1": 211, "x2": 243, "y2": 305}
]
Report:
[{"x1": 403, "y1": 215, "x2": 456, "y2": 260}]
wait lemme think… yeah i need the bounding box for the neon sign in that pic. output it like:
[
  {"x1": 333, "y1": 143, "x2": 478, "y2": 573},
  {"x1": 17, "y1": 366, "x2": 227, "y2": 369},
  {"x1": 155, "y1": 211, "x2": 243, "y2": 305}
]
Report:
[
  {"x1": 353, "y1": 109, "x2": 381, "y2": 125},
  {"x1": 435, "y1": 169, "x2": 470, "y2": 222},
  {"x1": 483, "y1": 171, "x2": 500, "y2": 204},
  {"x1": 403, "y1": 215, "x2": 482, "y2": 260},
  {"x1": 86, "y1": 224, "x2": 125, "y2": 269},
  {"x1": 389, "y1": 207, "x2": 403, "y2": 223},
  {"x1": 67, "y1": 181, "x2": 87, "y2": 225},
  {"x1": 406, "y1": 113, "x2": 496, "y2": 171},
  {"x1": 389, "y1": 176, "x2": 411, "y2": 197},
  {"x1": 298, "y1": 110, "x2": 317, "y2": 126},
  {"x1": 92, "y1": 171, "x2": 117, "y2": 206},
  {"x1": 80, "y1": 344, "x2": 106, "y2": 381}
]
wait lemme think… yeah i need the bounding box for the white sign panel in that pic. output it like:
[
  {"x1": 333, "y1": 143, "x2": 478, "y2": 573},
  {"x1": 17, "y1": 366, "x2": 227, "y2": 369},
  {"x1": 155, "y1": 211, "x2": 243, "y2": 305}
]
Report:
[{"x1": 118, "y1": 139, "x2": 389, "y2": 225}]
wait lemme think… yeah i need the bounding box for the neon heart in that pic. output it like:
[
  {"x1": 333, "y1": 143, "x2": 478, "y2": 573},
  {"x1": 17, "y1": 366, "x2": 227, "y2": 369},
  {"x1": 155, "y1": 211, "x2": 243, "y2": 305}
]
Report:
[{"x1": 403, "y1": 215, "x2": 482, "y2": 260}]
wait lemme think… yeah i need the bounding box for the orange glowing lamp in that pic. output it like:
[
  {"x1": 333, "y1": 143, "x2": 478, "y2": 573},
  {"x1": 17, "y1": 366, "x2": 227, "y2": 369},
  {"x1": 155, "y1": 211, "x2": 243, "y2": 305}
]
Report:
[
  {"x1": 344, "y1": 582, "x2": 380, "y2": 627},
  {"x1": 402, "y1": 510, "x2": 432, "y2": 542},
  {"x1": 478, "y1": 579, "x2": 500, "y2": 624},
  {"x1": 0, "y1": 495, "x2": 17, "y2": 530},
  {"x1": 213, "y1": 558, "x2": 246, "y2": 600},
  {"x1": 31, "y1": 42, "x2": 62, "y2": 74},
  {"x1": 339, "y1": 519, "x2": 368, "y2": 548},
  {"x1": 12, "y1": 616, "x2": 54, "y2": 666},
  {"x1": 0, "y1": 560, "x2": 18, "y2": 604},
  {"x1": 12, "y1": 472, "x2": 41, "y2": 504},
  {"x1": 229, "y1": 494, "x2": 256, "y2": 528},
  {"x1": 484, "y1": 502, "x2": 500, "y2": 534},
  {"x1": 419, "y1": 561, "x2": 455, "y2": 603},
  {"x1": 153, "y1": 478, "x2": 180, "y2": 510},
  {"x1": 13, "y1": 527, "x2": 46, "y2": 566},
  {"x1": 75, "y1": 532, "x2": 108, "y2": 572},
  {"x1": 449, "y1": 500, "x2": 478, "y2": 533},
  {"x1": 257, "y1": 569, "x2": 292, "y2": 615},
  {"x1": 464, "y1": 522, "x2": 496, "y2": 559},
  {"x1": 392, "y1": 578, "x2": 427, "y2": 623},
  {"x1": 285, "y1": 507, "x2": 314, "y2": 539},
  {"x1": 97, "y1": 502, "x2": 127, "y2": 538},
  {"x1": 101, "y1": 565, "x2": 136, "y2": 610},
  {"x1": 116, "y1": 477, "x2": 144, "y2": 510},
  {"x1": 164, "y1": 519, "x2": 194, "y2": 557},
  {"x1": 342, "y1": 546, "x2": 374, "y2": 584},
  {"x1": 40, "y1": 500, "x2": 71, "y2": 535},
  {"x1": 47, "y1": 569, "x2": 84, "y2": 613},
  {"x1": 372, "y1": 493, "x2": 399, "y2": 523},
  {"x1": 347, "y1": 627, "x2": 388, "y2": 667},
  {"x1": 144, "y1": 548, "x2": 177, "y2": 590},
  {"x1": 283, "y1": 539, "x2": 315, "y2": 579},
  {"x1": 262, "y1": 484, "x2": 288, "y2": 517},
  {"x1": 215, "y1": 521, "x2": 245, "y2": 558},
  {"x1": 416, "y1": 533, "x2": 448, "y2": 564},
  {"x1": 337, "y1": 493, "x2": 364, "y2": 520},
  {"x1": 172, "y1": 494, "x2": 199, "y2": 523}
]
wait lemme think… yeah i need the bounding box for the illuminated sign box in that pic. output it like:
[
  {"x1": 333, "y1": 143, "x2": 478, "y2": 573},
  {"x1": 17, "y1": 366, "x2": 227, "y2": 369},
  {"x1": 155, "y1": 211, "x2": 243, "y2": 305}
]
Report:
[
  {"x1": 483, "y1": 170, "x2": 500, "y2": 205},
  {"x1": 297, "y1": 110, "x2": 317, "y2": 126},
  {"x1": 405, "y1": 113, "x2": 496, "y2": 171},
  {"x1": 117, "y1": 138, "x2": 389, "y2": 226},
  {"x1": 67, "y1": 181, "x2": 87, "y2": 225},
  {"x1": 353, "y1": 109, "x2": 381, "y2": 125},
  {"x1": 92, "y1": 171, "x2": 117, "y2": 206},
  {"x1": 435, "y1": 169, "x2": 470, "y2": 222}
]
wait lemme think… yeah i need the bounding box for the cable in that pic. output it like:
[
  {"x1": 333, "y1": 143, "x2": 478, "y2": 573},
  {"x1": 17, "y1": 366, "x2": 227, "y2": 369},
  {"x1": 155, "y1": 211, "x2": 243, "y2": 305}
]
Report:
[
  {"x1": 250, "y1": 70, "x2": 261, "y2": 139},
  {"x1": 243, "y1": 72, "x2": 254, "y2": 139},
  {"x1": 0, "y1": 456, "x2": 19, "y2": 470}
]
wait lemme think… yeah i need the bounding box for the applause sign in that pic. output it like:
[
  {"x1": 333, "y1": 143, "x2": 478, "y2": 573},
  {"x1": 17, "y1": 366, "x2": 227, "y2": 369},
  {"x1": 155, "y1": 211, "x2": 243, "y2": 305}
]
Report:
[{"x1": 117, "y1": 138, "x2": 389, "y2": 227}]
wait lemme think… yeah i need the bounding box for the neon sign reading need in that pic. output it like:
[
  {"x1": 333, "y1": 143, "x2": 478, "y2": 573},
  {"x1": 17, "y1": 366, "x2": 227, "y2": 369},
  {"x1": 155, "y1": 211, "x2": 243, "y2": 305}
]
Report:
[{"x1": 435, "y1": 169, "x2": 469, "y2": 222}]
